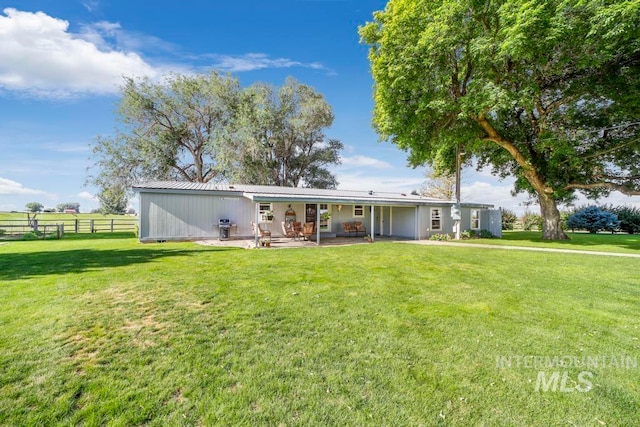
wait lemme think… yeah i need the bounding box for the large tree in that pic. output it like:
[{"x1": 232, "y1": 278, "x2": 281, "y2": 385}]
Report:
[
  {"x1": 25, "y1": 202, "x2": 43, "y2": 213},
  {"x1": 360, "y1": 0, "x2": 640, "y2": 239},
  {"x1": 89, "y1": 72, "x2": 241, "y2": 190},
  {"x1": 89, "y1": 74, "x2": 343, "y2": 193},
  {"x1": 420, "y1": 169, "x2": 456, "y2": 200},
  {"x1": 219, "y1": 77, "x2": 343, "y2": 189}
]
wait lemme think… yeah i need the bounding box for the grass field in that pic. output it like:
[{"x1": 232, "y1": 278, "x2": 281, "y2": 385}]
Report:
[
  {"x1": 1, "y1": 235, "x2": 639, "y2": 425},
  {"x1": 455, "y1": 230, "x2": 640, "y2": 254},
  {"x1": 0, "y1": 212, "x2": 137, "y2": 237},
  {"x1": 0, "y1": 212, "x2": 134, "y2": 221}
]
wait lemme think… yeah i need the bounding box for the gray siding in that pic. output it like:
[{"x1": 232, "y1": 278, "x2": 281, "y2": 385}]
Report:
[
  {"x1": 140, "y1": 192, "x2": 255, "y2": 240},
  {"x1": 390, "y1": 206, "x2": 416, "y2": 238}
]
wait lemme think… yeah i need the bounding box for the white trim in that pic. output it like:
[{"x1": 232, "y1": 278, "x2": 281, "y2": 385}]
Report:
[
  {"x1": 370, "y1": 205, "x2": 374, "y2": 241},
  {"x1": 259, "y1": 202, "x2": 273, "y2": 222},
  {"x1": 430, "y1": 207, "x2": 442, "y2": 231},
  {"x1": 471, "y1": 209, "x2": 481, "y2": 230}
]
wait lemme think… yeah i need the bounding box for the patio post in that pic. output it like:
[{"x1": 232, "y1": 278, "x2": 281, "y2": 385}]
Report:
[
  {"x1": 255, "y1": 202, "x2": 259, "y2": 248},
  {"x1": 316, "y1": 205, "x2": 320, "y2": 245},
  {"x1": 389, "y1": 207, "x2": 393, "y2": 236},
  {"x1": 370, "y1": 205, "x2": 374, "y2": 242}
]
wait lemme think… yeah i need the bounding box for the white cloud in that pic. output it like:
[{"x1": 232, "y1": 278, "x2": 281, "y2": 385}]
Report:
[
  {"x1": 206, "y1": 53, "x2": 329, "y2": 73},
  {"x1": 0, "y1": 203, "x2": 17, "y2": 211},
  {"x1": 0, "y1": 9, "x2": 331, "y2": 97},
  {"x1": 335, "y1": 171, "x2": 424, "y2": 193},
  {"x1": 340, "y1": 155, "x2": 393, "y2": 169},
  {"x1": 0, "y1": 177, "x2": 48, "y2": 195},
  {"x1": 461, "y1": 181, "x2": 530, "y2": 213},
  {"x1": 77, "y1": 191, "x2": 96, "y2": 201},
  {"x1": 78, "y1": 20, "x2": 176, "y2": 53},
  {"x1": 0, "y1": 8, "x2": 160, "y2": 96}
]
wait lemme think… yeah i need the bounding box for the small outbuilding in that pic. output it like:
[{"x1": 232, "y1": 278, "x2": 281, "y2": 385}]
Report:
[{"x1": 133, "y1": 182, "x2": 500, "y2": 243}]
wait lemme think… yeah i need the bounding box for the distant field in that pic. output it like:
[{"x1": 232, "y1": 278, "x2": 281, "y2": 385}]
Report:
[
  {"x1": 0, "y1": 212, "x2": 134, "y2": 221},
  {"x1": 0, "y1": 211, "x2": 138, "y2": 236}
]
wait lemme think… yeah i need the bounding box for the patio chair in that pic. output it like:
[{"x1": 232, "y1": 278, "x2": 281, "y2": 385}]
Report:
[
  {"x1": 281, "y1": 221, "x2": 297, "y2": 240},
  {"x1": 342, "y1": 222, "x2": 356, "y2": 236},
  {"x1": 353, "y1": 221, "x2": 366, "y2": 236},
  {"x1": 292, "y1": 221, "x2": 303, "y2": 240},
  {"x1": 302, "y1": 222, "x2": 315, "y2": 240},
  {"x1": 251, "y1": 221, "x2": 272, "y2": 238}
]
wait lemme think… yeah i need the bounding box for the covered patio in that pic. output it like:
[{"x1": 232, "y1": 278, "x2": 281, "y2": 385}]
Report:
[{"x1": 244, "y1": 187, "x2": 441, "y2": 248}]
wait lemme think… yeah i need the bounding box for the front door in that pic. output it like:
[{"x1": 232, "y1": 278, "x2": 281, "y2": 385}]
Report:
[{"x1": 305, "y1": 204, "x2": 317, "y2": 224}]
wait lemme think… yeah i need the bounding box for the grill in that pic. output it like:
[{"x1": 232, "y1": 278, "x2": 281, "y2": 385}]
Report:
[{"x1": 218, "y1": 218, "x2": 231, "y2": 241}]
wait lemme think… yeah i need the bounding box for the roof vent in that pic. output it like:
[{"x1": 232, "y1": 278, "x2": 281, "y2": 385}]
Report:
[
  {"x1": 368, "y1": 190, "x2": 374, "y2": 195},
  {"x1": 229, "y1": 185, "x2": 235, "y2": 189},
  {"x1": 401, "y1": 193, "x2": 407, "y2": 196}
]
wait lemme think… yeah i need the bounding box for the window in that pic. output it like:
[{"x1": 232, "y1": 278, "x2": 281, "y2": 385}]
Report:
[
  {"x1": 319, "y1": 203, "x2": 331, "y2": 231},
  {"x1": 471, "y1": 209, "x2": 480, "y2": 230},
  {"x1": 259, "y1": 203, "x2": 273, "y2": 222},
  {"x1": 353, "y1": 205, "x2": 365, "y2": 218},
  {"x1": 431, "y1": 208, "x2": 441, "y2": 230}
]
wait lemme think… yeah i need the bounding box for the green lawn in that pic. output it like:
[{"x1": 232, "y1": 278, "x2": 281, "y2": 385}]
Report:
[
  {"x1": 455, "y1": 230, "x2": 640, "y2": 254},
  {"x1": 1, "y1": 235, "x2": 639, "y2": 425}
]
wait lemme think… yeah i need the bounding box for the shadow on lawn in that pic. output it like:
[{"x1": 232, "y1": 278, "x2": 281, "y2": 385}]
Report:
[{"x1": 0, "y1": 246, "x2": 235, "y2": 281}]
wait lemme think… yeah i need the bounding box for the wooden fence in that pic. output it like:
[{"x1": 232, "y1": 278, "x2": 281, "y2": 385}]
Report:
[{"x1": 0, "y1": 218, "x2": 138, "y2": 239}]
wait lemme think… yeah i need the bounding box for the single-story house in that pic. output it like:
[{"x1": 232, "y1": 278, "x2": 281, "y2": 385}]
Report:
[{"x1": 133, "y1": 181, "x2": 501, "y2": 244}]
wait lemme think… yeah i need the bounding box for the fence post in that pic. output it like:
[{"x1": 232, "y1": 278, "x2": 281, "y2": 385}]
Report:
[
  {"x1": 111, "y1": 219, "x2": 114, "y2": 233},
  {"x1": 90, "y1": 219, "x2": 95, "y2": 233},
  {"x1": 57, "y1": 223, "x2": 63, "y2": 239},
  {"x1": 75, "y1": 219, "x2": 79, "y2": 233},
  {"x1": 33, "y1": 219, "x2": 38, "y2": 232}
]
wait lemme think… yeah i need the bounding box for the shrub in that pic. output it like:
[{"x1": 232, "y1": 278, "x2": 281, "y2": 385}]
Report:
[
  {"x1": 429, "y1": 233, "x2": 451, "y2": 241},
  {"x1": 477, "y1": 229, "x2": 494, "y2": 239},
  {"x1": 566, "y1": 206, "x2": 619, "y2": 233},
  {"x1": 521, "y1": 212, "x2": 543, "y2": 231},
  {"x1": 602, "y1": 205, "x2": 640, "y2": 234},
  {"x1": 501, "y1": 208, "x2": 517, "y2": 230},
  {"x1": 0, "y1": 229, "x2": 5, "y2": 236},
  {"x1": 21, "y1": 232, "x2": 40, "y2": 241},
  {"x1": 461, "y1": 230, "x2": 474, "y2": 239}
]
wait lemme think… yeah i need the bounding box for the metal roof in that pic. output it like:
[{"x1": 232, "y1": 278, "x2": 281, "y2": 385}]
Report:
[{"x1": 133, "y1": 181, "x2": 493, "y2": 208}]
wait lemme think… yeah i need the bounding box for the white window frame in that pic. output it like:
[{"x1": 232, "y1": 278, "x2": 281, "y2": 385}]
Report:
[
  {"x1": 471, "y1": 209, "x2": 481, "y2": 230},
  {"x1": 430, "y1": 208, "x2": 442, "y2": 231},
  {"x1": 259, "y1": 202, "x2": 273, "y2": 222},
  {"x1": 353, "y1": 205, "x2": 365, "y2": 218}
]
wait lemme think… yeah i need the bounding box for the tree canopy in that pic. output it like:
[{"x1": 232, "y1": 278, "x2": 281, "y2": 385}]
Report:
[
  {"x1": 25, "y1": 202, "x2": 43, "y2": 213},
  {"x1": 360, "y1": 0, "x2": 640, "y2": 239},
  {"x1": 218, "y1": 78, "x2": 342, "y2": 189},
  {"x1": 89, "y1": 73, "x2": 343, "y2": 197},
  {"x1": 420, "y1": 169, "x2": 455, "y2": 200}
]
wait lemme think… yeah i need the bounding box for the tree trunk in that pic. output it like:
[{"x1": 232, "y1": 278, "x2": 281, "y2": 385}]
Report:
[{"x1": 538, "y1": 193, "x2": 569, "y2": 240}]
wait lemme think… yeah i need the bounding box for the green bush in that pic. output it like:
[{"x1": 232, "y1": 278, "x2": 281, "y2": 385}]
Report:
[
  {"x1": 0, "y1": 229, "x2": 6, "y2": 236},
  {"x1": 501, "y1": 209, "x2": 517, "y2": 230},
  {"x1": 477, "y1": 229, "x2": 494, "y2": 238},
  {"x1": 521, "y1": 212, "x2": 543, "y2": 231},
  {"x1": 461, "y1": 230, "x2": 474, "y2": 239},
  {"x1": 601, "y1": 205, "x2": 640, "y2": 234},
  {"x1": 566, "y1": 206, "x2": 619, "y2": 233}
]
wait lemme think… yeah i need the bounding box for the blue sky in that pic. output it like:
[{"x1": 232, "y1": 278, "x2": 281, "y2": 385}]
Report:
[{"x1": 1, "y1": 1, "x2": 637, "y2": 214}]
